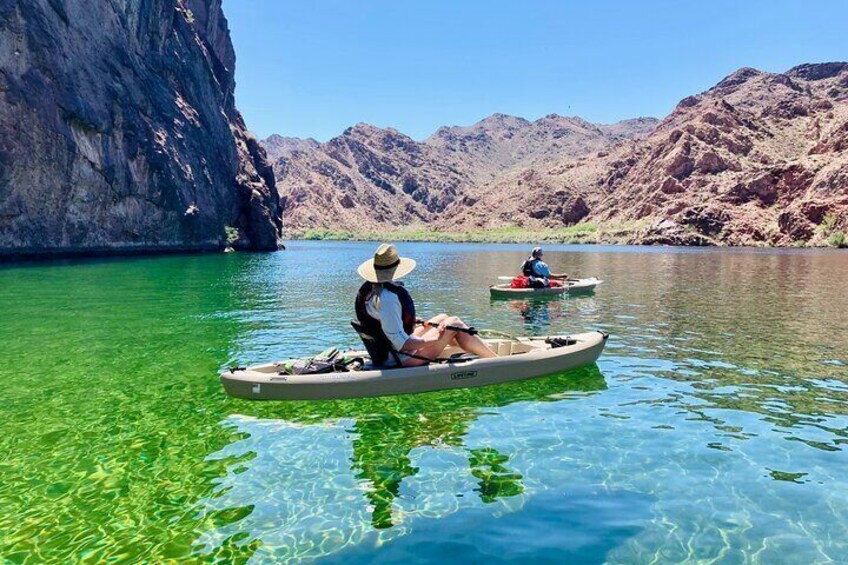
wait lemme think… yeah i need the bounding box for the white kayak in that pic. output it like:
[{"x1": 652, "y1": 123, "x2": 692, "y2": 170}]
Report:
[
  {"x1": 490, "y1": 278, "x2": 603, "y2": 297},
  {"x1": 221, "y1": 331, "x2": 608, "y2": 401}
]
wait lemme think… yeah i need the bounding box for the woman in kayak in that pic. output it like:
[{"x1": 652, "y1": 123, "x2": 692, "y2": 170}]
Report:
[
  {"x1": 521, "y1": 247, "x2": 569, "y2": 288},
  {"x1": 355, "y1": 243, "x2": 497, "y2": 367}
]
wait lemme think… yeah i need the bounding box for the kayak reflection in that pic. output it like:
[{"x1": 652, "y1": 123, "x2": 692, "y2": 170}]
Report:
[
  {"x1": 197, "y1": 366, "x2": 607, "y2": 559},
  {"x1": 345, "y1": 365, "x2": 606, "y2": 529},
  {"x1": 350, "y1": 412, "x2": 525, "y2": 529},
  {"x1": 512, "y1": 299, "x2": 566, "y2": 334}
]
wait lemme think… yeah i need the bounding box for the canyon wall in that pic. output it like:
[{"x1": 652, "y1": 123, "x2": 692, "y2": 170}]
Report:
[{"x1": 0, "y1": 0, "x2": 281, "y2": 257}]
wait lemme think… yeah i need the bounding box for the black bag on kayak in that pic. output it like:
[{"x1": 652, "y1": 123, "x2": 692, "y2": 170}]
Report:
[{"x1": 278, "y1": 347, "x2": 363, "y2": 375}]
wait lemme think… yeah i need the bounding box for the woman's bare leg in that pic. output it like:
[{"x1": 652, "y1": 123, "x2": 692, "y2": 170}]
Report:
[
  {"x1": 402, "y1": 326, "x2": 458, "y2": 367},
  {"x1": 412, "y1": 315, "x2": 449, "y2": 338},
  {"x1": 404, "y1": 314, "x2": 497, "y2": 366},
  {"x1": 421, "y1": 314, "x2": 459, "y2": 345},
  {"x1": 443, "y1": 316, "x2": 497, "y2": 358}
]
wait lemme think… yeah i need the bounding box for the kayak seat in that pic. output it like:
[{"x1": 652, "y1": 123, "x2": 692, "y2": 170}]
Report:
[
  {"x1": 351, "y1": 321, "x2": 459, "y2": 368},
  {"x1": 350, "y1": 320, "x2": 403, "y2": 368},
  {"x1": 358, "y1": 361, "x2": 392, "y2": 371}
]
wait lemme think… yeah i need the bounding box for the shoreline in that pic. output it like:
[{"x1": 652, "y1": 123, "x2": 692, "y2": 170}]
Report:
[
  {"x1": 290, "y1": 223, "x2": 635, "y2": 246},
  {"x1": 286, "y1": 224, "x2": 844, "y2": 249},
  {"x1": 1, "y1": 228, "x2": 842, "y2": 264},
  {"x1": 0, "y1": 242, "x2": 286, "y2": 266}
]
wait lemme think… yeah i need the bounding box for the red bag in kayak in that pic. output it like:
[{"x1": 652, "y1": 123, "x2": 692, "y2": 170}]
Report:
[
  {"x1": 549, "y1": 280, "x2": 563, "y2": 287},
  {"x1": 511, "y1": 275, "x2": 530, "y2": 288}
]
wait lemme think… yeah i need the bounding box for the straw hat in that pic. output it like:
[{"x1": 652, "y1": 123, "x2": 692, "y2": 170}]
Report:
[{"x1": 357, "y1": 243, "x2": 417, "y2": 283}]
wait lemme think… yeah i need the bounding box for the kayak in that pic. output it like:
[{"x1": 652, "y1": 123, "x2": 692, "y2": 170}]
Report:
[
  {"x1": 489, "y1": 278, "x2": 603, "y2": 297},
  {"x1": 221, "y1": 331, "x2": 608, "y2": 401}
]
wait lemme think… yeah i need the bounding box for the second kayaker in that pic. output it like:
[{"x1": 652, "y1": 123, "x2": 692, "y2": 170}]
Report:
[
  {"x1": 521, "y1": 247, "x2": 569, "y2": 288},
  {"x1": 355, "y1": 243, "x2": 497, "y2": 367}
]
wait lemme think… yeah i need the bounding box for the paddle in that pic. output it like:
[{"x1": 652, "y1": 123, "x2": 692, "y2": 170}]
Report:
[
  {"x1": 497, "y1": 275, "x2": 583, "y2": 283},
  {"x1": 416, "y1": 318, "x2": 479, "y2": 336}
]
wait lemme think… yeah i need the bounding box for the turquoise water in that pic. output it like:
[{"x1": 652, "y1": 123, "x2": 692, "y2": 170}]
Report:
[{"x1": 1, "y1": 241, "x2": 847, "y2": 563}]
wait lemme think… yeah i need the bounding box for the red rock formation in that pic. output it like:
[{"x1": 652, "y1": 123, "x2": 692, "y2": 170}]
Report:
[
  {"x1": 265, "y1": 115, "x2": 657, "y2": 233},
  {"x1": 595, "y1": 62, "x2": 848, "y2": 246},
  {"x1": 267, "y1": 62, "x2": 847, "y2": 246},
  {"x1": 447, "y1": 63, "x2": 848, "y2": 246}
]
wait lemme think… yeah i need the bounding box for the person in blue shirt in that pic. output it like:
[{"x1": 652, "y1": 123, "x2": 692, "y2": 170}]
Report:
[{"x1": 520, "y1": 247, "x2": 569, "y2": 288}]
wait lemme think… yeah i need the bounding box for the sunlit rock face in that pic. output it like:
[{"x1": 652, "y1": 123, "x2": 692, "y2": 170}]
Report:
[
  {"x1": 266, "y1": 62, "x2": 848, "y2": 246},
  {"x1": 589, "y1": 63, "x2": 848, "y2": 246},
  {"x1": 441, "y1": 63, "x2": 848, "y2": 246},
  {"x1": 263, "y1": 115, "x2": 657, "y2": 234},
  {"x1": 0, "y1": 0, "x2": 281, "y2": 257}
]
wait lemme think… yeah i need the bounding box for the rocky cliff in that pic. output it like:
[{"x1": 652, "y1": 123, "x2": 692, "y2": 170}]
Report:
[
  {"x1": 499, "y1": 62, "x2": 848, "y2": 246},
  {"x1": 0, "y1": 0, "x2": 282, "y2": 257}
]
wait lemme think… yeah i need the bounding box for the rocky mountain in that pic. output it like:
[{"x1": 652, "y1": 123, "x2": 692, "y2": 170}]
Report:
[
  {"x1": 0, "y1": 0, "x2": 282, "y2": 258},
  {"x1": 455, "y1": 62, "x2": 848, "y2": 246},
  {"x1": 266, "y1": 63, "x2": 848, "y2": 247},
  {"x1": 427, "y1": 114, "x2": 657, "y2": 181},
  {"x1": 264, "y1": 115, "x2": 658, "y2": 233}
]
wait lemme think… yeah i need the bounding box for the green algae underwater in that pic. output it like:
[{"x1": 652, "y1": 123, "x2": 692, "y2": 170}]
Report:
[{"x1": 1, "y1": 241, "x2": 847, "y2": 563}]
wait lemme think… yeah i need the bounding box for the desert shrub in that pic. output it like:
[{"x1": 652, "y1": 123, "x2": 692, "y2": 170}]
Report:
[{"x1": 820, "y1": 213, "x2": 839, "y2": 235}]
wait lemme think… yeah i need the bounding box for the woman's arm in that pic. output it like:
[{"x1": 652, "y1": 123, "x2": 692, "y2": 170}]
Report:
[
  {"x1": 378, "y1": 292, "x2": 445, "y2": 352},
  {"x1": 537, "y1": 262, "x2": 568, "y2": 279}
]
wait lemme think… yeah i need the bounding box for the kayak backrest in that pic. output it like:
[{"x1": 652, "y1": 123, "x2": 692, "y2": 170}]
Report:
[{"x1": 350, "y1": 320, "x2": 401, "y2": 367}]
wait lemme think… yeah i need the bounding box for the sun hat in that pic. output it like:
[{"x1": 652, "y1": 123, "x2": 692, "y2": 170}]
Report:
[{"x1": 357, "y1": 243, "x2": 417, "y2": 283}]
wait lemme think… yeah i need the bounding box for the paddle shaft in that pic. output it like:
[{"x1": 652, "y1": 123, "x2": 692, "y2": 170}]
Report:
[
  {"x1": 497, "y1": 275, "x2": 580, "y2": 282},
  {"x1": 416, "y1": 318, "x2": 479, "y2": 336}
]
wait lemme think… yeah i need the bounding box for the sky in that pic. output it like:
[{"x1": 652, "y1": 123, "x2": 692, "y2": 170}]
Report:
[{"x1": 225, "y1": 0, "x2": 848, "y2": 142}]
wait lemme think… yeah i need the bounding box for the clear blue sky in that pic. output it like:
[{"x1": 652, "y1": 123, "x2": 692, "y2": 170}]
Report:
[{"x1": 224, "y1": 0, "x2": 848, "y2": 141}]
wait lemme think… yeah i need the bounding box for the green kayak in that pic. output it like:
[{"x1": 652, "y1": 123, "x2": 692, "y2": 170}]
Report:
[{"x1": 489, "y1": 278, "x2": 603, "y2": 297}]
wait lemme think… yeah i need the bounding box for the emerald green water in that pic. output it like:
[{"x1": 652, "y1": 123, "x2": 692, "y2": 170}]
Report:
[{"x1": 1, "y1": 242, "x2": 847, "y2": 563}]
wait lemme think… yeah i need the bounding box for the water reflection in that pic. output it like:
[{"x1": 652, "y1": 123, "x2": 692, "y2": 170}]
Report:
[
  {"x1": 349, "y1": 413, "x2": 526, "y2": 530},
  {"x1": 487, "y1": 294, "x2": 600, "y2": 335},
  {"x1": 215, "y1": 244, "x2": 848, "y2": 562},
  {"x1": 510, "y1": 298, "x2": 564, "y2": 334},
  {"x1": 195, "y1": 367, "x2": 606, "y2": 561}
]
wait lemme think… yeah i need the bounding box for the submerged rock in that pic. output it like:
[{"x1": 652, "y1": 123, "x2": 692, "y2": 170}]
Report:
[{"x1": 0, "y1": 0, "x2": 282, "y2": 257}]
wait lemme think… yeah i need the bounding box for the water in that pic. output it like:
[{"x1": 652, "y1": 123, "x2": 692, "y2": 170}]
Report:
[{"x1": 1, "y1": 241, "x2": 847, "y2": 563}]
